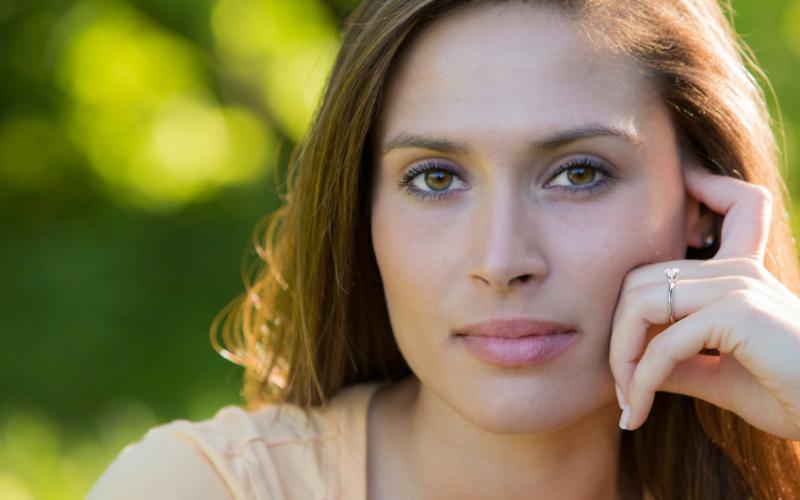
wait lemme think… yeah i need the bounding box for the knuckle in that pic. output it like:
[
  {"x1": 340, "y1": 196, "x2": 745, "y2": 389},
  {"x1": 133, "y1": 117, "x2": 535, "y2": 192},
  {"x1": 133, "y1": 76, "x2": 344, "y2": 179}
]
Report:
[
  {"x1": 749, "y1": 261, "x2": 770, "y2": 282},
  {"x1": 614, "y1": 285, "x2": 647, "y2": 330},
  {"x1": 622, "y1": 284, "x2": 648, "y2": 312},
  {"x1": 617, "y1": 287, "x2": 633, "y2": 312},
  {"x1": 752, "y1": 184, "x2": 773, "y2": 204},
  {"x1": 731, "y1": 274, "x2": 757, "y2": 291},
  {"x1": 723, "y1": 257, "x2": 766, "y2": 280},
  {"x1": 740, "y1": 258, "x2": 766, "y2": 279},
  {"x1": 727, "y1": 288, "x2": 750, "y2": 303},
  {"x1": 621, "y1": 270, "x2": 641, "y2": 291},
  {"x1": 751, "y1": 185, "x2": 773, "y2": 213},
  {"x1": 624, "y1": 266, "x2": 657, "y2": 290}
]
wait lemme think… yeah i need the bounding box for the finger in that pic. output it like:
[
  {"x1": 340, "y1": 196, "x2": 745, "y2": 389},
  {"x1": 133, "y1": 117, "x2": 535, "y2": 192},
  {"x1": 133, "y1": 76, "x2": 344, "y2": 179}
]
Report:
[
  {"x1": 609, "y1": 274, "x2": 756, "y2": 399},
  {"x1": 649, "y1": 342, "x2": 800, "y2": 441},
  {"x1": 659, "y1": 351, "x2": 762, "y2": 412},
  {"x1": 659, "y1": 353, "x2": 725, "y2": 405},
  {"x1": 622, "y1": 353, "x2": 726, "y2": 430},
  {"x1": 612, "y1": 258, "x2": 773, "y2": 342},
  {"x1": 618, "y1": 257, "x2": 763, "y2": 293},
  {"x1": 683, "y1": 167, "x2": 772, "y2": 262},
  {"x1": 622, "y1": 300, "x2": 746, "y2": 430}
]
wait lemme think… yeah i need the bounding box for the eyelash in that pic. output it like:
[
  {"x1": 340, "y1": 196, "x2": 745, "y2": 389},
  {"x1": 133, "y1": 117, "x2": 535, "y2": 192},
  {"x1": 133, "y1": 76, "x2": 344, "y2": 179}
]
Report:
[
  {"x1": 397, "y1": 160, "x2": 464, "y2": 202},
  {"x1": 396, "y1": 156, "x2": 614, "y2": 202}
]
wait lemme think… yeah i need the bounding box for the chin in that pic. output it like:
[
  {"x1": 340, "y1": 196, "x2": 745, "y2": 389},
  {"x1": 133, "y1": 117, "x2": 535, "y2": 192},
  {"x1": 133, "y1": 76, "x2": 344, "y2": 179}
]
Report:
[
  {"x1": 439, "y1": 366, "x2": 615, "y2": 435},
  {"x1": 461, "y1": 385, "x2": 592, "y2": 434}
]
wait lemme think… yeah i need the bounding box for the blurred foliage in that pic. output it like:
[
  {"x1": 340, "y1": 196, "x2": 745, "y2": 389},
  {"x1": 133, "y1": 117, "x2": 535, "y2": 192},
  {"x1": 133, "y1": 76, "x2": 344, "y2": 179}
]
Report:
[{"x1": 0, "y1": 0, "x2": 797, "y2": 498}]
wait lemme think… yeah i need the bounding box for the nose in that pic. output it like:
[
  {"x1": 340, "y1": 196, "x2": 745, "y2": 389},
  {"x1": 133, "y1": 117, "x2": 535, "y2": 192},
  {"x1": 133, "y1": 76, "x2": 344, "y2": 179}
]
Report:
[{"x1": 468, "y1": 187, "x2": 549, "y2": 292}]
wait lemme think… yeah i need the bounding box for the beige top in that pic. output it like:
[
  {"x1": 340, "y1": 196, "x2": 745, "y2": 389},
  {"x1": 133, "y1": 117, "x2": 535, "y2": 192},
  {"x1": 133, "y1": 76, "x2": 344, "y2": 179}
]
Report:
[
  {"x1": 89, "y1": 381, "x2": 653, "y2": 500},
  {"x1": 88, "y1": 382, "x2": 384, "y2": 500}
]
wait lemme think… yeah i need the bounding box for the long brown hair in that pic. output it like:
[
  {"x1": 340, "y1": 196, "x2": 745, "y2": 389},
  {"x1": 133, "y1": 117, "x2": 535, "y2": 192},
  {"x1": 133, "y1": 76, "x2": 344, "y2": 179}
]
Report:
[{"x1": 211, "y1": 0, "x2": 800, "y2": 497}]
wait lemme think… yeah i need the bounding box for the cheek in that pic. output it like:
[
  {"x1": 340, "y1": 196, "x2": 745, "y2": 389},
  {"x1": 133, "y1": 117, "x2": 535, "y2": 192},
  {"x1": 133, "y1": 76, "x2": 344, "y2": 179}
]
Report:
[
  {"x1": 544, "y1": 183, "x2": 687, "y2": 332},
  {"x1": 371, "y1": 194, "x2": 471, "y2": 372},
  {"x1": 371, "y1": 198, "x2": 457, "y2": 310},
  {"x1": 372, "y1": 196, "x2": 429, "y2": 317}
]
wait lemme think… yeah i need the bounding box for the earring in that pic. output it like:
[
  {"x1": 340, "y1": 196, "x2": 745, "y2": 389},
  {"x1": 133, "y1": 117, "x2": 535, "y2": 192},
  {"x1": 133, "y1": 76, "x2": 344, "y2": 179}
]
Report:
[{"x1": 703, "y1": 230, "x2": 715, "y2": 247}]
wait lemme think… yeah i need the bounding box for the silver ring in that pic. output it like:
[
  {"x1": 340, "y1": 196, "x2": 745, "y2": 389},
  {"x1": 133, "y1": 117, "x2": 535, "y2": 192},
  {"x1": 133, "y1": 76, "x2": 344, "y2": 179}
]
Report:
[{"x1": 665, "y1": 267, "x2": 679, "y2": 323}]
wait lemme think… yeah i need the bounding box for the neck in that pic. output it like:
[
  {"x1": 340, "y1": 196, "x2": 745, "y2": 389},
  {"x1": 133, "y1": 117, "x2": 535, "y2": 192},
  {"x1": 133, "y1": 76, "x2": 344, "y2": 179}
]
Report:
[{"x1": 369, "y1": 377, "x2": 627, "y2": 500}]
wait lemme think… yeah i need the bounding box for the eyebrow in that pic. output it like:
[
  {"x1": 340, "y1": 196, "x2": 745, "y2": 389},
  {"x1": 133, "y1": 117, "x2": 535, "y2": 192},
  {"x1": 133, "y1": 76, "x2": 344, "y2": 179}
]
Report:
[{"x1": 380, "y1": 124, "x2": 644, "y2": 156}]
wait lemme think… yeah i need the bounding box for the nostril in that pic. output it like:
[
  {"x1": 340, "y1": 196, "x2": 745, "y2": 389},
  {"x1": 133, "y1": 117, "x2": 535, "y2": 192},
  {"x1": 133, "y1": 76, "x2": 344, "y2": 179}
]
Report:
[{"x1": 469, "y1": 270, "x2": 542, "y2": 290}]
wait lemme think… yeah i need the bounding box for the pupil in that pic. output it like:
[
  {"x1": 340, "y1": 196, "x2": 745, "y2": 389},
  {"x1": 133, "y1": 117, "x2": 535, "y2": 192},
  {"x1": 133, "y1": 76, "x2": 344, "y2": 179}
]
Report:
[
  {"x1": 424, "y1": 170, "x2": 452, "y2": 191},
  {"x1": 567, "y1": 166, "x2": 595, "y2": 185}
]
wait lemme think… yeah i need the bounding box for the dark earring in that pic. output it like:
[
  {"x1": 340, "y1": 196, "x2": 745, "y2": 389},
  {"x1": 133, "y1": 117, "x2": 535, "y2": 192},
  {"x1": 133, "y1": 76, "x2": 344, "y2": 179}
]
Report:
[{"x1": 703, "y1": 230, "x2": 715, "y2": 247}]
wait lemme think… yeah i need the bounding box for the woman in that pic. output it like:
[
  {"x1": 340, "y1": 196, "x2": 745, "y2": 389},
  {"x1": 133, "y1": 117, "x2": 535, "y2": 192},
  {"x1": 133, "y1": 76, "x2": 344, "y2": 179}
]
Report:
[{"x1": 89, "y1": 0, "x2": 800, "y2": 498}]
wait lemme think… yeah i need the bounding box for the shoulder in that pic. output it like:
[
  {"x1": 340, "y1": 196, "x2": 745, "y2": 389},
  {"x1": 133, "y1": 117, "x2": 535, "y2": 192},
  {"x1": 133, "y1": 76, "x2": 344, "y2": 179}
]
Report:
[
  {"x1": 87, "y1": 382, "x2": 383, "y2": 500},
  {"x1": 86, "y1": 413, "x2": 235, "y2": 500}
]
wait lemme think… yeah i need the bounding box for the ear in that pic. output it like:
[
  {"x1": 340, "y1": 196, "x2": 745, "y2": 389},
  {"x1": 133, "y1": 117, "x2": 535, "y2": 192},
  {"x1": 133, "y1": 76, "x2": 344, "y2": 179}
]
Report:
[{"x1": 683, "y1": 169, "x2": 717, "y2": 249}]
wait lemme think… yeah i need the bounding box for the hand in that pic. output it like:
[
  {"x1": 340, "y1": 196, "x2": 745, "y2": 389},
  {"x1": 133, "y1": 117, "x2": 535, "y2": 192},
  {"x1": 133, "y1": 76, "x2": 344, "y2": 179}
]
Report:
[{"x1": 609, "y1": 166, "x2": 800, "y2": 440}]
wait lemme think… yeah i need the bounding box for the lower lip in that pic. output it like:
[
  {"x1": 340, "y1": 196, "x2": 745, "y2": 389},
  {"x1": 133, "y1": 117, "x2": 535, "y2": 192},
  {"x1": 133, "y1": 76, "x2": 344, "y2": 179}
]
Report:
[{"x1": 459, "y1": 332, "x2": 578, "y2": 367}]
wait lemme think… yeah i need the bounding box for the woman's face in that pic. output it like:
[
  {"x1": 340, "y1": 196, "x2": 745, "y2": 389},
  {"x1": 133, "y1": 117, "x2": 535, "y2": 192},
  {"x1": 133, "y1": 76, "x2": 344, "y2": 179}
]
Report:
[{"x1": 371, "y1": 3, "x2": 692, "y2": 433}]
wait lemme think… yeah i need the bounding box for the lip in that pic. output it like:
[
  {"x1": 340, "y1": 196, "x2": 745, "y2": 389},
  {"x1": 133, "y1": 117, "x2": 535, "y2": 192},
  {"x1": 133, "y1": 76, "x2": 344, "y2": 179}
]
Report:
[
  {"x1": 455, "y1": 318, "x2": 579, "y2": 367},
  {"x1": 455, "y1": 318, "x2": 577, "y2": 338}
]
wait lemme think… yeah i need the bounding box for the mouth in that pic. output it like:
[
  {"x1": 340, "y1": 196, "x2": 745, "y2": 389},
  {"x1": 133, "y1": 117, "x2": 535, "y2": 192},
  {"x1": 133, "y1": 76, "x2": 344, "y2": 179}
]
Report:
[
  {"x1": 454, "y1": 318, "x2": 579, "y2": 367},
  {"x1": 454, "y1": 317, "x2": 577, "y2": 338}
]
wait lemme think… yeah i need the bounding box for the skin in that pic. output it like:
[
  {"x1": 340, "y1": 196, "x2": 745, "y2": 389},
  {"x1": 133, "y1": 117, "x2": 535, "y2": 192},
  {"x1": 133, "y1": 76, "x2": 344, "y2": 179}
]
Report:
[
  {"x1": 82, "y1": 4, "x2": 800, "y2": 500},
  {"x1": 367, "y1": 3, "x2": 710, "y2": 499}
]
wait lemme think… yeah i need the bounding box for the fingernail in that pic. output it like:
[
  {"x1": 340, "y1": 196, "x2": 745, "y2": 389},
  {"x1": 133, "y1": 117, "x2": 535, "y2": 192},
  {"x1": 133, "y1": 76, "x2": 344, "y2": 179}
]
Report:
[
  {"x1": 619, "y1": 404, "x2": 630, "y2": 430},
  {"x1": 614, "y1": 384, "x2": 625, "y2": 410}
]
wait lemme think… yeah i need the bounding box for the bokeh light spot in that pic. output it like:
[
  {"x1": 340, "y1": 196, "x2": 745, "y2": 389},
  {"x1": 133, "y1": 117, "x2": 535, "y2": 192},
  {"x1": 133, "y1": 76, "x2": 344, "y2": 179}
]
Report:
[
  {"x1": 54, "y1": 1, "x2": 274, "y2": 211},
  {"x1": 151, "y1": 97, "x2": 231, "y2": 181},
  {"x1": 211, "y1": 0, "x2": 339, "y2": 140}
]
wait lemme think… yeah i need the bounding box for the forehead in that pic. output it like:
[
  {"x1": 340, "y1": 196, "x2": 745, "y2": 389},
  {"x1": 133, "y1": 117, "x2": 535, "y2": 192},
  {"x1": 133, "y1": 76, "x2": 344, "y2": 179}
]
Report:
[{"x1": 377, "y1": 2, "x2": 656, "y2": 147}]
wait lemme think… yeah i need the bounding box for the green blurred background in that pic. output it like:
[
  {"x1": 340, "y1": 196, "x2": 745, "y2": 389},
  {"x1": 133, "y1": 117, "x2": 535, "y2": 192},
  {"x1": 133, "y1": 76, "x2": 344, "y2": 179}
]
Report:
[{"x1": 0, "y1": 0, "x2": 798, "y2": 498}]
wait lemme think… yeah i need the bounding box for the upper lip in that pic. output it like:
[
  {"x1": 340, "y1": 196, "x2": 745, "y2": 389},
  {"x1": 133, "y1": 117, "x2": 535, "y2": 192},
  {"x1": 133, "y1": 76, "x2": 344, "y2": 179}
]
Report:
[{"x1": 455, "y1": 318, "x2": 576, "y2": 338}]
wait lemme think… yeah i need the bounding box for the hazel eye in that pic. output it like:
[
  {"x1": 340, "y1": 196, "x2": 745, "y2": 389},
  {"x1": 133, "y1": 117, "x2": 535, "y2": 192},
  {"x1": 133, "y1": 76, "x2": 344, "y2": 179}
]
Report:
[
  {"x1": 421, "y1": 169, "x2": 454, "y2": 191},
  {"x1": 398, "y1": 160, "x2": 469, "y2": 202},
  {"x1": 561, "y1": 165, "x2": 596, "y2": 186},
  {"x1": 545, "y1": 157, "x2": 613, "y2": 194}
]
